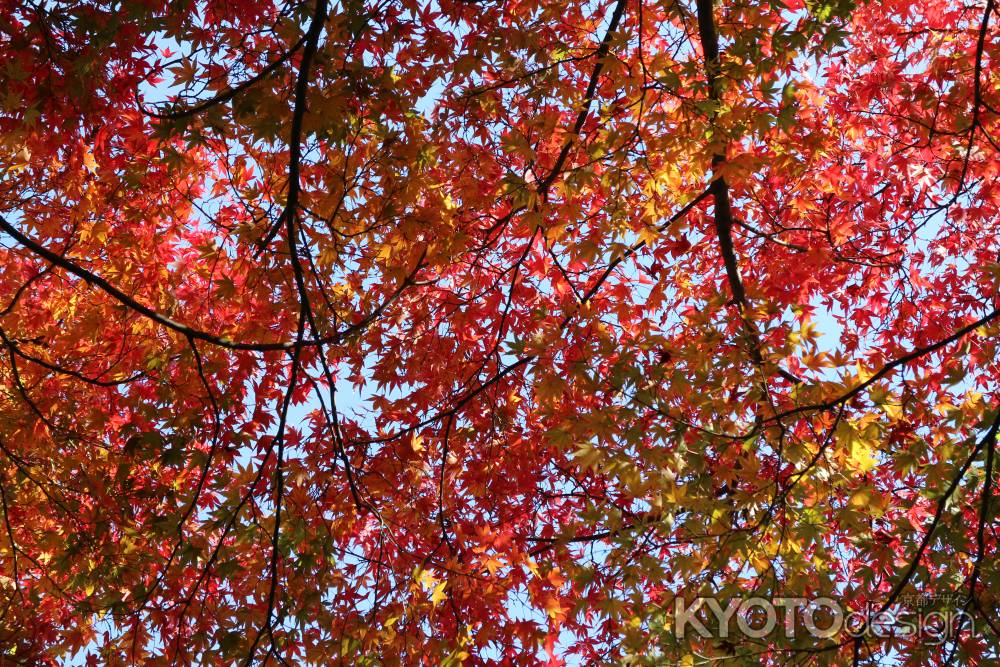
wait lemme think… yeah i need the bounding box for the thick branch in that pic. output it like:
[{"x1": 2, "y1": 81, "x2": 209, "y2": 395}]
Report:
[
  {"x1": 694, "y1": 0, "x2": 799, "y2": 386},
  {"x1": 539, "y1": 0, "x2": 629, "y2": 194},
  {"x1": 139, "y1": 36, "x2": 306, "y2": 121},
  {"x1": 0, "y1": 214, "x2": 418, "y2": 352}
]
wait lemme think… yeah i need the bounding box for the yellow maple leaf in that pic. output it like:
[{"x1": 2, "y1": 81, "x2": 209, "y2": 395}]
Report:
[
  {"x1": 83, "y1": 148, "x2": 98, "y2": 173},
  {"x1": 430, "y1": 581, "x2": 448, "y2": 606}
]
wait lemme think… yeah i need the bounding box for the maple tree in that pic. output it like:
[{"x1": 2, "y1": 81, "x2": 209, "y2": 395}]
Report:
[{"x1": 0, "y1": 0, "x2": 997, "y2": 663}]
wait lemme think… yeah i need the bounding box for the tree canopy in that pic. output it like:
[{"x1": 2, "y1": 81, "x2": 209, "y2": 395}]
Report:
[{"x1": 0, "y1": 0, "x2": 998, "y2": 663}]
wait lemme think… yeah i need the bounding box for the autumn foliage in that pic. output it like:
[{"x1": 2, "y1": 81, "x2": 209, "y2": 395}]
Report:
[{"x1": 0, "y1": 0, "x2": 998, "y2": 663}]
